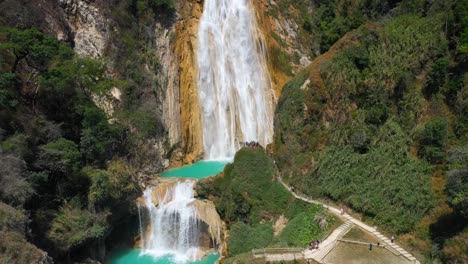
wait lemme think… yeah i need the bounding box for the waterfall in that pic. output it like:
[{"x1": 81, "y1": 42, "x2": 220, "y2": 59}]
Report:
[
  {"x1": 197, "y1": 0, "x2": 275, "y2": 160},
  {"x1": 140, "y1": 181, "x2": 203, "y2": 262}
]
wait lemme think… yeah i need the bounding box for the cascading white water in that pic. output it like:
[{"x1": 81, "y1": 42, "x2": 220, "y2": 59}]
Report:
[
  {"x1": 197, "y1": 0, "x2": 275, "y2": 160},
  {"x1": 140, "y1": 181, "x2": 202, "y2": 262}
]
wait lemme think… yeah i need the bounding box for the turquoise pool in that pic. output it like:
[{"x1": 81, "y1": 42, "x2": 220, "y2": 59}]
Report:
[
  {"x1": 109, "y1": 249, "x2": 219, "y2": 264},
  {"x1": 161, "y1": 161, "x2": 228, "y2": 179}
]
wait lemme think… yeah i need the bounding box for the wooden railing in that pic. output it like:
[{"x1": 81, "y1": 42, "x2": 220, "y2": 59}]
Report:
[{"x1": 252, "y1": 247, "x2": 305, "y2": 258}]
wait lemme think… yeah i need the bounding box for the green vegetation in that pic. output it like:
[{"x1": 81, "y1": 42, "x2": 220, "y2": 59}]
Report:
[
  {"x1": 0, "y1": 0, "x2": 178, "y2": 261},
  {"x1": 0, "y1": 26, "x2": 140, "y2": 263},
  {"x1": 228, "y1": 222, "x2": 274, "y2": 256},
  {"x1": 276, "y1": 208, "x2": 333, "y2": 247},
  {"x1": 445, "y1": 146, "x2": 468, "y2": 218},
  {"x1": 317, "y1": 122, "x2": 433, "y2": 233},
  {"x1": 197, "y1": 148, "x2": 334, "y2": 257},
  {"x1": 272, "y1": 47, "x2": 293, "y2": 76},
  {"x1": 47, "y1": 199, "x2": 108, "y2": 253},
  {"x1": 417, "y1": 117, "x2": 448, "y2": 163},
  {"x1": 273, "y1": 1, "x2": 467, "y2": 262}
]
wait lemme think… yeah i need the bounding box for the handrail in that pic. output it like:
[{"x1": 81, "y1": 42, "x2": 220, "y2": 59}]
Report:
[
  {"x1": 252, "y1": 247, "x2": 304, "y2": 254},
  {"x1": 337, "y1": 239, "x2": 402, "y2": 256}
]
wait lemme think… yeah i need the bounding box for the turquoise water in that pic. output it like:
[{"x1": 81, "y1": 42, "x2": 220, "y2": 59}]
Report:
[
  {"x1": 109, "y1": 249, "x2": 219, "y2": 264},
  {"x1": 161, "y1": 161, "x2": 228, "y2": 179}
]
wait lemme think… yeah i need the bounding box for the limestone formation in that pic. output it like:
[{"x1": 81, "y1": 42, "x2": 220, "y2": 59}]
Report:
[
  {"x1": 175, "y1": 0, "x2": 204, "y2": 164},
  {"x1": 59, "y1": 0, "x2": 109, "y2": 58},
  {"x1": 140, "y1": 178, "x2": 226, "y2": 258}
]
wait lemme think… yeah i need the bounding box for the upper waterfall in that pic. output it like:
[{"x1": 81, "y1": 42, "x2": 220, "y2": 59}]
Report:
[{"x1": 197, "y1": 0, "x2": 275, "y2": 160}]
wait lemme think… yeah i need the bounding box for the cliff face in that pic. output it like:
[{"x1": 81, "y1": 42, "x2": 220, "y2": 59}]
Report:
[
  {"x1": 174, "y1": 0, "x2": 204, "y2": 164},
  {"x1": 59, "y1": 0, "x2": 109, "y2": 58},
  {"x1": 253, "y1": 0, "x2": 314, "y2": 97}
]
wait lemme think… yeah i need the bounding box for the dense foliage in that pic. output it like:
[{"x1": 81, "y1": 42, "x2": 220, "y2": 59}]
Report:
[
  {"x1": 273, "y1": 0, "x2": 467, "y2": 262},
  {"x1": 197, "y1": 148, "x2": 333, "y2": 257},
  {"x1": 0, "y1": 27, "x2": 140, "y2": 262},
  {"x1": 316, "y1": 122, "x2": 433, "y2": 233}
]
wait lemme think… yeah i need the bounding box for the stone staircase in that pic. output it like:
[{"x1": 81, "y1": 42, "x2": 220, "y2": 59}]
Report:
[{"x1": 303, "y1": 220, "x2": 354, "y2": 263}]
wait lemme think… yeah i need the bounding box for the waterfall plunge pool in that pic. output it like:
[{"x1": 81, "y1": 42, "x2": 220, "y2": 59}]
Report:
[
  {"x1": 110, "y1": 162, "x2": 226, "y2": 264},
  {"x1": 109, "y1": 249, "x2": 219, "y2": 264},
  {"x1": 161, "y1": 161, "x2": 228, "y2": 179}
]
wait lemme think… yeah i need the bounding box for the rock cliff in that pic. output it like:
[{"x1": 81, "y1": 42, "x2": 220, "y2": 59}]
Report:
[
  {"x1": 174, "y1": 0, "x2": 204, "y2": 164},
  {"x1": 59, "y1": 0, "x2": 109, "y2": 58}
]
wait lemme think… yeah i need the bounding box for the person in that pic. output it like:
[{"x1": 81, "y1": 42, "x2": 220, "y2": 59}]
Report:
[
  {"x1": 309, "y1": 241, "x2": 314, "y2": 250},
  {"x1": 315, "y1": 240, "x2": 319, "y2": 249},
  {"x1": 377, "y1": 242, "x2": 380, "y2": 247},
  {"x1": 340, "y1": 208, "x2": 344, "y2": 215},
  {"x1": 369, "y1": 243, "x2": 373, "y2": 251},
  {"x1": 391, "y1": 235, "x2": 395, "y2": 243}
]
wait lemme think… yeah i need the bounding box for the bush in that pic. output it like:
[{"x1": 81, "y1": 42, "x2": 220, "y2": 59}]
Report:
[
  {"x1": 277, "y1": 206, "x2": 332, "y2": 247},
  {"x1": 0, "y1": 133, "x2": 31, "y2": 159},
  {"x1": 0, "y1": 231, "x2": 51, "y2": 264},
  {"x1": 0, "y1": 153, "x2": 33, "y2": 206},
  {"x1": 149, "y1": 0, "x2": 175, "y2": 11},
  {"x1": 228, "y1": 222, "x2": 274, "y2": 256},
  {"x1": 0, "y1": 27, "x2": 59, "y2": 72},
  {"x1": 424, "y1": 57, "x2": 449, "y2": 97},
  {"x1": 441, "y1": 227, "x2": 468, "y2": 263},
  {"x1": 80, "y1": 105, "x2": 125, "y2": 165},
  {"x1": 36, "y1": 138, "x2": 80, "y2": 175},
  {"x1": 446, "y1": 146, "x2": 468, "y2": 218},
  {"x1": 315, "y1": 121, "x2": 434, "y2": 233},
  {"x1": 212, "y1": 148, "x2": 291, "y2": 223},
  {"x1": 418, "y1": 117, "x2": 448, "y2": 163},
  {"x1": 47, "y1": 199, "x2": 108, "y2": 253},
  {"x1": 0, "y1": 202, "x2": 27, "y2": 234}
]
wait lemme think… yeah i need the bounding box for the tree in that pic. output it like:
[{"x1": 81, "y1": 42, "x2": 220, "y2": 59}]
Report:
[
  {"x1": 47, "y1": 199, "x2": 108, "y2": 253},
  {"x1": 446, "y1": 146, "x2": 468, "y2": 218},
  {"x1": 84, "y1": 159, "x2": 138, "y2": 210},
  {"x1": 0, "y1": 153, "x2": 33, "y2": 206},
  {"x1": 79, "y1": 105, "x2": 121, "y2": 165},
  {"x1": 457, "y1": 0, "x2": 468, "y2": 54},
  {"x1": 0, "y1": 27, "x2": 59, "y2": 72},
  {"x1": 424, "y1": 57, "x2": 449, "y2": 97},
  {"x1": 35, "y1": 138, "x2": 80, "y2": 175},
  {"x1": 418, "y1": 117, "x2": 448, "y2": 163}
]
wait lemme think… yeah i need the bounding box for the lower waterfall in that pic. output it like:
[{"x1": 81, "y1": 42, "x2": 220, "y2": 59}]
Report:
[{"x1": 139, "y1": 181, "x2": 203, "y2": 262}]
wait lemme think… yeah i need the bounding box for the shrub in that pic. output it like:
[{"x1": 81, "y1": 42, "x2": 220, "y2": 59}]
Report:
[
  {"x1": 418, "y1": 117, "x2": 448, "y2": 163},
  {"x1": 36, "y1": 138, "x2": 80, "y2": 175},
  {"x1": 47, "y1": 199, "x2": 108, "y2": 253},
  {"x1": 0, "y1": 153, "x2": 33, "y2": 206},
  {"x1": 277, "y1": 206, "x2": 332, "y2": 247},
  {"x1": 446, "y1": 146, "x2": 468, "y2": 218},
  {"x1": 424, "y1": 57, "x2": 449, "y2": 97},
  {"x1": 0, "y1": 27, "x2": 59, "y2": 72},
  {"x1": 211, "y1": 148, "x2": 294, "y2": 223},
  {"x1": 228, "y1": 222, "x2": 274, "y2": 256},
  {"x1": 149, "y1": 0, "x2": 175, "y2": 11},
  {"x1": 0, "y1": 231, "x2": 50, "y2": 264},
  {"x1": 0, "y1": 202, "x2": 27, "y2": 234},
  {"x1": 315, "y1": 121, "x2": 434, "y2": 233}
]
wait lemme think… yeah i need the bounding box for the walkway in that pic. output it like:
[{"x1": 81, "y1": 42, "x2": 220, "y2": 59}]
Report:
[
  {"x1": 303, "y1": 220, "x2": 354, "y2": 262},
  {"x1": 276, "y1": 176, "x2": 420, "y2": 264}
]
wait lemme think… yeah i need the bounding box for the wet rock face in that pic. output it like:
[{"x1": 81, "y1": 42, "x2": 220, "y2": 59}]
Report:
[
  {"x1": 174, "y1": 0, "x2": 205, "y2": 164},
  {"x1": 59, "y1": 0, "x2": 109, "y2": 57}
]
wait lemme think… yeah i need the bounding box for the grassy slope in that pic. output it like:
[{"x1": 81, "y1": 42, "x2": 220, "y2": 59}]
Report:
[
  {"x1": 197, "y1": 148, "x2": 335, "y2": 257},
  {"x1": 272, "y1": 1, "x2": 467, "y2": 262}
]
